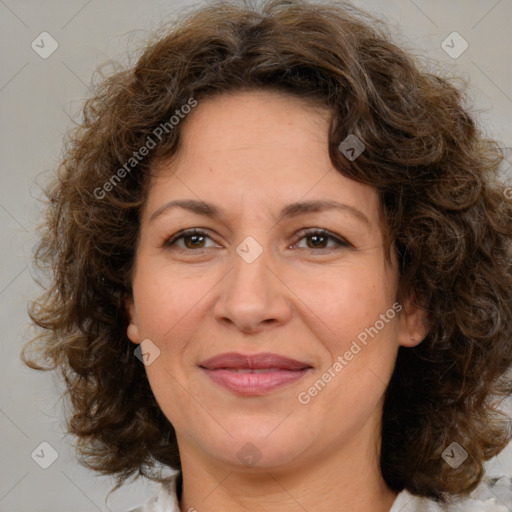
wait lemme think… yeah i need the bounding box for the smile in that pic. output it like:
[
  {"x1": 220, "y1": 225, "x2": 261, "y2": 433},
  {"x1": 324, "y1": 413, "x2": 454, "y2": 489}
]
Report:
[
  {"x1": 199, "y1": 352, "x2": 313, "y2": 396},
  {"x1": 201, "y1": 367, "x2": 311, "y2": 395}
]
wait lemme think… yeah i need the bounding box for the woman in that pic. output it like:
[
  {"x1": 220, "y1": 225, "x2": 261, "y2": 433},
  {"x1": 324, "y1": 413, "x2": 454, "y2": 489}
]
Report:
[{"x1": 22, "y1": 0, "x2": 512, "y2": 511}]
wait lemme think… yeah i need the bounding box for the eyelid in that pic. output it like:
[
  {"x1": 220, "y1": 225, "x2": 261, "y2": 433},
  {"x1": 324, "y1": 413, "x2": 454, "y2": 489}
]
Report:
[
  {"x1": 161, "y1": 228, "x2": 219, "y2": 249},
  {"x1": 162, "y1": 227, "x2": 352, "y2": 251},
  {"x1": 292, "y1": 228, "x2": 352, "y2": 249}
]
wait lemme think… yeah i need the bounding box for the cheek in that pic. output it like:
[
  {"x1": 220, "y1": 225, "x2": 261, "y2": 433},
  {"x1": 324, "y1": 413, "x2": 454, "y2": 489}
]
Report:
[
  {"x1": 133, "y1": 263, "x2": 213, "y2": 340},
  {"x1": 289, "y1": 261, "x2": 397, "y2": 350}
]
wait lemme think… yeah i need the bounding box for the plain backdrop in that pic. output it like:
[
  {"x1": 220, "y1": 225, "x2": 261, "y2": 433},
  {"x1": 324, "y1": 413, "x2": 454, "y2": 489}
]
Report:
[{"x1": 1, "y1": 1, "x2": 511, "y2": 511}]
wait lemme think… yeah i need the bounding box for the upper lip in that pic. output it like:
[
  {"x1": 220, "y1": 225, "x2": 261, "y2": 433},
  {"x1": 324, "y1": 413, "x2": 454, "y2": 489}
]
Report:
[{"x1": 199, "y1": 352, "x2": 312, "y2": 370}]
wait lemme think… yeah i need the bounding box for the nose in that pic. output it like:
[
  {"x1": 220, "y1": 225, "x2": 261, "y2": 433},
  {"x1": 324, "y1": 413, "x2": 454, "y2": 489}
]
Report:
[{"x1": 213, "y1": 238, "x2": 291, "y2": 334}]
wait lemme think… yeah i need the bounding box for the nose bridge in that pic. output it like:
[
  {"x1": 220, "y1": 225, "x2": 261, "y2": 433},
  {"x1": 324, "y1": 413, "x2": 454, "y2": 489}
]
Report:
[
  {"x1": 229, "y1": 234, "x2": 270, "y2": 302},
  {"x1": 214, "y1": 233, "x2": 288, "y2": 331}
]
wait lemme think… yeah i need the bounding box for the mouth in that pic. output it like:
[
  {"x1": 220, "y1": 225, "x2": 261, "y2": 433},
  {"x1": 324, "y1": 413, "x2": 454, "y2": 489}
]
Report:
[{"x1": 199, "y1": 352, "x2": 313, "y2": 396}]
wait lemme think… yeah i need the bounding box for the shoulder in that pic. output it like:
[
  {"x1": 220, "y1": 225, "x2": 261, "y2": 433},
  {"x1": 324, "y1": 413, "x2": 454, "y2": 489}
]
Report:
[
  {"x1": 124, "y1": 473, "x2": 512, "y2": 512},
  {"x1": 391, "y1": 476, "x2": 512, "y2": 512},
  {"x1": 124, "y1": 474, "x2": 180, "y2": 512},
  {"x1": 124, "y1": 498, "x2": 157, "y2": 512}
]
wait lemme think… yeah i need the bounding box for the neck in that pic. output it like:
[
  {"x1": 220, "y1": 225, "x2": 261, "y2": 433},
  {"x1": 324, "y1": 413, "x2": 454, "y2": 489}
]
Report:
[{"x1": 177, "y1": 427, "x2": 399, "y2": 512}]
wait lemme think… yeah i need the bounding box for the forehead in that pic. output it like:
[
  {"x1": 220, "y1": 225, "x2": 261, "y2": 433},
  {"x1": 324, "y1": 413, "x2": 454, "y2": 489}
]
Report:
[
  {"x1": 145, "y1": 90, "x2": 381, "y2": 232},
  {"x1": 178, "y1": 89, "x2": 330, "y2": 144}
]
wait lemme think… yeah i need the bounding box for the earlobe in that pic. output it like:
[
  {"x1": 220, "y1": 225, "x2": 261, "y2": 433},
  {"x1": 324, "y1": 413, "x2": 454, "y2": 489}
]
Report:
[
  {"x1": 125, "y1": 298, "x2": 142, "y2": 344},
  {"x1": 397, "y1": 295, "x2": 429, "y2": 348}
]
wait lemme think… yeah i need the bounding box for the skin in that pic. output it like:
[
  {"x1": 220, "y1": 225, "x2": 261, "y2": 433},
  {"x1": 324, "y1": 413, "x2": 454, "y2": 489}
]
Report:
[{"x1": 126, "y1": 90, "x2": 428, "y2": 512}]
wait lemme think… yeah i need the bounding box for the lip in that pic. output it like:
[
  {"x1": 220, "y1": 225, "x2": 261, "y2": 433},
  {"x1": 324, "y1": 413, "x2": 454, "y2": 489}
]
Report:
[
  {"x1": 200, "y1": 352, "x2": 311, "y2": 371},
  {"x1": 199, "y1": 352, "x2": 313, "y2": 396}
]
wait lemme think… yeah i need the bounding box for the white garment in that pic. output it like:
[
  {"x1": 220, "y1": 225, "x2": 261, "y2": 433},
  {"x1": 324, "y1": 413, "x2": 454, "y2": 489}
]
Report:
[{"x1": 127, "y1": 472, "x2": 512, "y2": 512}]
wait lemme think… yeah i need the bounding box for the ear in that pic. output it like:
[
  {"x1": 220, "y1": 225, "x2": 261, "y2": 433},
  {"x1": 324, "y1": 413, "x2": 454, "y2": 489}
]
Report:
[
  {"x1": 396, "y1": 293, "x2": 429, "y2": 348},
  {"x1": 125, "y1": 296, "x2": 142, "y2": 345}
]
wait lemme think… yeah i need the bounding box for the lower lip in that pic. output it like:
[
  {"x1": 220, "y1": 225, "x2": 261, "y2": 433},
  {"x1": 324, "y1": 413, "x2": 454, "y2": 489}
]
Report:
[{"x1": 201, "y1": 368, "x2": 310, "y2": 395}]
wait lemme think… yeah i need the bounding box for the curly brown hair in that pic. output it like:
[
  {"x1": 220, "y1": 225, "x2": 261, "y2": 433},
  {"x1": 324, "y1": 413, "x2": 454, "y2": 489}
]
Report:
[{"x1": 22, "y1": 0, "x2": 512, "y2": 503}]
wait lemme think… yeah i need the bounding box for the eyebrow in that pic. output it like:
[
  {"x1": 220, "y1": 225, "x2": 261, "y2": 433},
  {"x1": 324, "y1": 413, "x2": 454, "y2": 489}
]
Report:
[{"x1": 149, "y1": 199, "x2": 370, "y2": 225}]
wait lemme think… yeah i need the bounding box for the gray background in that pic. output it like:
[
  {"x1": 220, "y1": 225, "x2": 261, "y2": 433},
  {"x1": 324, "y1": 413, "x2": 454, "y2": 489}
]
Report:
[{"x1": 1, "y1": 0, "x2": 511, "y2": 511}]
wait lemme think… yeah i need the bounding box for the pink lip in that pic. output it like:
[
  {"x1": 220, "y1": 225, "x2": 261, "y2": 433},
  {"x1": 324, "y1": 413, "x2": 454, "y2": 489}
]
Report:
[{"x1": 199, "y1": 352, "x2": 312, "y2": 396}]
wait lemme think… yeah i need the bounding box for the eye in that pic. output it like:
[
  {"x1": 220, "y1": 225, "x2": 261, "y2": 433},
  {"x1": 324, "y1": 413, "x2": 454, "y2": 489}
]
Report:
[
  {"x1": 162, "y1": 228, "x2": 351, "y2": 252},
  {"x1": 162, "y1": 229, "x2": 220, "y2": 251},
  {"x1": 292, "y1": 228, "x2": 351, "y2": 251}
]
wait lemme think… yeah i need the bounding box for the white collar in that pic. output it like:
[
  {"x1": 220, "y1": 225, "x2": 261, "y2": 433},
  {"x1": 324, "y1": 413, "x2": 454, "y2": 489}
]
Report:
[{"x1": 133, "y1": 472, "x2": 512, "y2": 512}]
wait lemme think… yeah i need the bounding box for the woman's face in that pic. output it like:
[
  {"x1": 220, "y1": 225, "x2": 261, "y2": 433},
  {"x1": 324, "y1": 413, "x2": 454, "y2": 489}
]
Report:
[{"x1": 127, "y1": 90, "x2": 425, "y2": 472}]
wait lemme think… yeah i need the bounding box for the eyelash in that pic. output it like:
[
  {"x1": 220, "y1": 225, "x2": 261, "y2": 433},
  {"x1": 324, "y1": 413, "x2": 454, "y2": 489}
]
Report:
[{"x1": 162, "y1": 228, "x2": 351, "y2": 252}]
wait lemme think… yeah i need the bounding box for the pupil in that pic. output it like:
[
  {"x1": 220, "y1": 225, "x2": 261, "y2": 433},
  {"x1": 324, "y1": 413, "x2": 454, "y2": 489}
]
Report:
[
  {"x1": 186, "y1": 235, "x2": 204, "y2": 248},
  {"x1": 309, "y1": 235, "x2": 326, "y2": 248},
  {"x1": 184, "y1": 234, "x2": 328, "y2": 249}
]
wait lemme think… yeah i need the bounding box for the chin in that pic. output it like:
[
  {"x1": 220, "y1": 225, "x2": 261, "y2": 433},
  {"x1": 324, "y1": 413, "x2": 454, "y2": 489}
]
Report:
[{"x1": 204, "y1": 426, "x2": 309, "y2": 471}]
